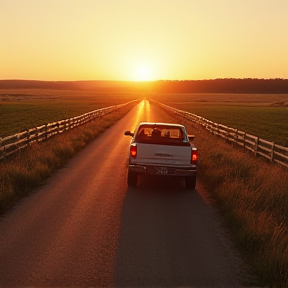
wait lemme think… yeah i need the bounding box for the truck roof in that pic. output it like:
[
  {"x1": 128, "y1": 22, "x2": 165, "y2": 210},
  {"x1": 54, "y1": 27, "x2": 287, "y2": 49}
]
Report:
[{"x1": 138, "y1": 122, "x2": 185, "y2": 128}]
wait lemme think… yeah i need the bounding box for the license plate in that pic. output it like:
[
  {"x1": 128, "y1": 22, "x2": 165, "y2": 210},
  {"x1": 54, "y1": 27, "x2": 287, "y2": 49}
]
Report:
[{"x1": 155, "y1": 167, "x2": 168, "y2": 174}]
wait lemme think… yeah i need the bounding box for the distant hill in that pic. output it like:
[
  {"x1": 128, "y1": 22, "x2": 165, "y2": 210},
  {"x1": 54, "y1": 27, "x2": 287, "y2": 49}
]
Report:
[{"x1": 0, "y1": 79, "x2": 287, "y2": 93}]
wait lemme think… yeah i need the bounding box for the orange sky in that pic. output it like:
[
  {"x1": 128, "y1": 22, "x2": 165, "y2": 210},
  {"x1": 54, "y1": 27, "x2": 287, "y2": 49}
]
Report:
[{"x1": 1, "y1": 0, "x2": 288, "y2": 81}]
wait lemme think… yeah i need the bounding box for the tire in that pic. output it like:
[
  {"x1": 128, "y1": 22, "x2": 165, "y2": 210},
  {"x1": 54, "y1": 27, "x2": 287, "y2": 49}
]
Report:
[
  {"x1": 185, "y1": 175, "x2": 196, "y2": 190},
  {"x1": 127, "y1": 170, "x2": 138, "y2": 186}
]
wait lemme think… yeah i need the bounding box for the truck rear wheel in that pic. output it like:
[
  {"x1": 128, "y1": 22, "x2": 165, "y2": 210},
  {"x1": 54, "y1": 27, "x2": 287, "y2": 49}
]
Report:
[
  {"x1": 185, "y1": 176, "x2": 196, "y2": 190},
  {"x1": 128, "y1": 170, "x2": 138, "y2": 186}
]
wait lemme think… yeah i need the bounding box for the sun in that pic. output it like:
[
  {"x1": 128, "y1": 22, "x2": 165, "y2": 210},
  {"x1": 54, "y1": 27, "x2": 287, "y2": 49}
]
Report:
[
  {"x1": 136, "y1": 66, "x2": 151, "y2": 81},
  {"x1": 132, "y1": 65, "x2": 154, "y2": 81}
]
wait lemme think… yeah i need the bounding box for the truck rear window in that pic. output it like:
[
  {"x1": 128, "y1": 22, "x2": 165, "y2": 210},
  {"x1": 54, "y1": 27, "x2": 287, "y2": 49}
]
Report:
[{"x1": 135, "y1": 125, "x2": 189, "y2": 145}]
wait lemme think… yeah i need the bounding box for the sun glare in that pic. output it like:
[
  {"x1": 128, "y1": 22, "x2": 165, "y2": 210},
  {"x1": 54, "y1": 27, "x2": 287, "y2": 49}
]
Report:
[{"x1": 132, "y1": 65, "x2": 153, "y2": 81}]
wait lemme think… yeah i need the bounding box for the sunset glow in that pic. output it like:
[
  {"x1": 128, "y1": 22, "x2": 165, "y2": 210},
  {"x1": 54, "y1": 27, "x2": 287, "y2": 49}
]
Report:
[
  {"x1": 130, "y1": 62, "x2": 156, "y2": 81},
  {"x1": 134, "y1": 66, "x2": 152, "y2": 81},
  {"x1": 0, "y1": 0, "x2": 287, "y2": 81}
]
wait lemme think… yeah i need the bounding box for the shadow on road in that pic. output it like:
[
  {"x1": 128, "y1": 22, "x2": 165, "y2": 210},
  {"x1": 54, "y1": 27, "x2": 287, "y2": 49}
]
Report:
[{"x1": 114, "y1": 175, "x2": 245, "y2": 287}]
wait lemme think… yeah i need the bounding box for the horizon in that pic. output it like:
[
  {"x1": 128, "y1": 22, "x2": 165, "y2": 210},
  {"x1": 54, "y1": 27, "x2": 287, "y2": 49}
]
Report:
[
  {"x1": 1, "y1": 0, "x2": 288, "y2": 81},
  {"x1": 1, "y1": 77, "x2": 288, "y2": 83}
]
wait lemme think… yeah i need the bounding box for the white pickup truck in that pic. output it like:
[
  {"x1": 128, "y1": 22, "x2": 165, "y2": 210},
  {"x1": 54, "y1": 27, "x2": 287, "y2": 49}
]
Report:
[{"x1": 124, "y1": 122, "x2": 198, "y2": 190}]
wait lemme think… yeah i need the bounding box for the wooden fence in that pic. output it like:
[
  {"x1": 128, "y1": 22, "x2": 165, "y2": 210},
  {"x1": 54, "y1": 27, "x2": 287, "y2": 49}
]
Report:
[
  {"x1": 0, "y1": 100, "x2": 137, "y2": 160},
  {"x1": 153, "y1": 100, "x2": 288, "y2": 168}
]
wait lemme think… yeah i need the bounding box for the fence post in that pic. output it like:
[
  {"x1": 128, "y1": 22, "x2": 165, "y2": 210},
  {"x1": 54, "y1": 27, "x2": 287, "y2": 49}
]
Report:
[
  {"x1": 271, "y1": 142, "x2": 275, "y2": 162},
  {"x1": 57, "y1": 122, "x2": 60, "y2": 135},
  {"x1": 27, "y1": 129, "x2": 30, "y2": 146},
  {"x1": 67, "y1": 118, "x2": 71, "y2": 131},
  {"x1": 17, "y1": 133, "x2": 20, "y2": 150},
  {"x1": 243, "y1": 133, "x2": 246, "y2": 151},
  {"x1": 65, "y1": 119, "x2": 69, "y2": 131},
  {"x1": 255, "y1": 137, "x2": 259, "y2": 156},
  {"x1": 45, "y1": 123, "x2": 48, "y2": 140},
  {"x1": 235, "y1": 129, "x2": 238, "y2": 144},
  {"x1": 36, "y1": 127, "x2": 39, "y2": 142}
]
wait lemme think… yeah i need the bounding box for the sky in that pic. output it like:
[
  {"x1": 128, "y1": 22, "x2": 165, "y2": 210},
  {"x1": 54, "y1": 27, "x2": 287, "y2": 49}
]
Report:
[{"x1": 0, "y1": 0, "x2": 288, "y2": 81}]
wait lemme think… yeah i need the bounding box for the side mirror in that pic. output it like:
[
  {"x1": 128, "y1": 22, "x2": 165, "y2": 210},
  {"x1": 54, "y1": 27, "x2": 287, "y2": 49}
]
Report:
[
  {"x1": 124, "y1": 131, "x2": 134, "y2": 136},
  {"x1": 188, "y1": 135, "x2": 195, "y2": 141}
]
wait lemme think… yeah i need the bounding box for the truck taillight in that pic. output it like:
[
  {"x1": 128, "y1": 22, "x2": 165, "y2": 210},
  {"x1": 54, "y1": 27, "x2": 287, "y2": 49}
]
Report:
[
  {"x1": 130, "y1": 144, "x2": 137, "y2": 158},
  {"x1": 191, "y1": 149, "x2": 198, "y2": 164}
]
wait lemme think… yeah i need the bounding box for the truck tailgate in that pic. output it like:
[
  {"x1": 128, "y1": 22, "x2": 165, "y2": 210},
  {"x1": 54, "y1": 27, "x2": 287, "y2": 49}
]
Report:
[{"x1": 135, "y1": 143, "x2": 191, "y2": 166}]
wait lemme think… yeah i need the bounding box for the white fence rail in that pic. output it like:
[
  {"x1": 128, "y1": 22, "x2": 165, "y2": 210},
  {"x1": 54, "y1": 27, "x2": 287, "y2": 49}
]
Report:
[
  {"x1": 153, "y1": 100, "x2": 288, "y2": 168},
  {"x1": 0, "y1": 100, "x2": 137, "y2": 160}
]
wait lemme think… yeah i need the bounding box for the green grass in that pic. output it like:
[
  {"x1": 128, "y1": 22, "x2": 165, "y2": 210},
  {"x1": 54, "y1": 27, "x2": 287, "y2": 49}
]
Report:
[
  {"x1": 149, "y1": 93, "x2": 288, "y2": 146},
  {"x1": 0, "y1": 89, "x2": 141, "y2": 137}
]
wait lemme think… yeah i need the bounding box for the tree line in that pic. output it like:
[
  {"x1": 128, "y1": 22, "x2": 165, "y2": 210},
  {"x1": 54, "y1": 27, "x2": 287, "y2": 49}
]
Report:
[
  {"x1": 150, "y1": 79, "x2": 288, "y2": 94},
  {"x1": 1, "y1": 79, "x2": 287, "y2": 94}
]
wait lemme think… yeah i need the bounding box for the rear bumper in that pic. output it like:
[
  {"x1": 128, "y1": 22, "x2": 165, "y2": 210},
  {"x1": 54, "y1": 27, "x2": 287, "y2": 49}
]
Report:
[{"x1": 128, "y1": 164, "x2": 196, "y2": 177}]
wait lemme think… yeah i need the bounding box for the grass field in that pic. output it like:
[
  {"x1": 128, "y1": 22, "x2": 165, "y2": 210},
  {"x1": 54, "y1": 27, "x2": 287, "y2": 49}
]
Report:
[
  {"x1": 0, "y1": 89, "x2": 141, "y2": 137},
  {"x1": 149, "y1": 93, "x2": 288, "y2": 146},
  {"x1": 2, "y1": 90, "x2": 288, "y2": 146}
]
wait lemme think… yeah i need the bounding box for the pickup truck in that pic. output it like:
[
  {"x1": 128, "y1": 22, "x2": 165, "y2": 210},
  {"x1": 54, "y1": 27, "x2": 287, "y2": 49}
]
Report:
[{"x1": 124, "y1": 122, "x2": 198, "y2": 190}]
